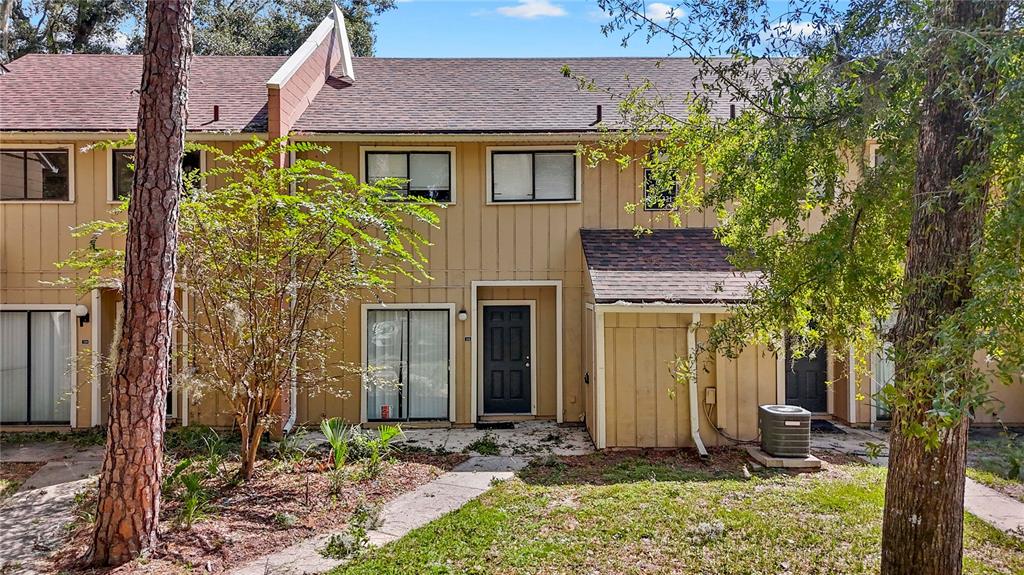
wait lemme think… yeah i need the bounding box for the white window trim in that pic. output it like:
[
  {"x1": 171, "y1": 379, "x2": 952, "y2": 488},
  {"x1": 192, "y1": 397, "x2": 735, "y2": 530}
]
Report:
[
  {"x1": 470, "y1": 280, "x2": 564, "y2": 424},
  {"x1": 358, "y1": 145, "x2": 457, "y2": 205},
  {"x1": 359, "y1": 302, "x2": 457, "y2": 424},
  {"x1": 485, "y1": 145, "x2": 582, "y2": 205},
  {"x1": 107, "y1": 147, "x2": 206, "y2": 204},
  {"x1": 867, "y1": 141, "x2": 882, "y2": 168},
  {"x1": 0, "y1": 304, "x2": 79, "y2": 427},
  {"x1": 0, "y1": 143, "x2": 76, "y2": 204},
  {"x1": 477, "y1": 299, "x2": 538, "y2": 417}
]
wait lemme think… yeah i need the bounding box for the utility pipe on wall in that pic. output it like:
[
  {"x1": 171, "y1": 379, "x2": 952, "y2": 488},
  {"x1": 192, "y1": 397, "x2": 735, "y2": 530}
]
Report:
[{"x1": 688, "y1": 313, "x2": 709, "y2": 458}]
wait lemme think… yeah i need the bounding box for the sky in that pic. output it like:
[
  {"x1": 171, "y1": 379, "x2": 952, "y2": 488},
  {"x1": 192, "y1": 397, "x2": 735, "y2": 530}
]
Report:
[{"x1": 372, "y1": 0, "x2": 682, "y2": 58}]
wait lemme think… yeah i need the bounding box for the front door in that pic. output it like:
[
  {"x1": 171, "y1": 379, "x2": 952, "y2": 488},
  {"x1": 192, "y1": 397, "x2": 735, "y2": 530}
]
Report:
[
  {"x1": 483, "y1": 305, "x2": 531, "y2": 414},
  {"x1": 786, "y1": 344, "x2": 828, "y2": 413}
]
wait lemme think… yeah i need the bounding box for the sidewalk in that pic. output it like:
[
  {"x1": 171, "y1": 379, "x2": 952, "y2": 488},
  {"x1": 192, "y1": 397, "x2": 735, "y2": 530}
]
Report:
[
  {"x1": 0, "y1": 443, "x2": 104, "y2": 575},
  {"x1": 812, "y1": 425, "x2": 1024, "y2": 538},
  {"x1": 228, "y1": 456, "x2": 526, "y2": 575}
]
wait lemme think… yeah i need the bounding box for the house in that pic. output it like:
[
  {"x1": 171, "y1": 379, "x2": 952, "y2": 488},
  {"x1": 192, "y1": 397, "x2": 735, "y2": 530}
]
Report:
[{"x1": 1, "y1": 11, "x2": 1020, "y2": 448}]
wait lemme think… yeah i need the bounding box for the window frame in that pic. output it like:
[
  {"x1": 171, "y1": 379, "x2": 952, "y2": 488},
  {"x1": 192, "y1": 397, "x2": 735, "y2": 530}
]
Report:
[
  {"x1": 108, "y1": 148, "x2": 205, "y2": 204},
  {"x1": 0, "y1": 144, "x2": 75, "y2": 204},
  {"x1": 642, "y1": 165, "x2": 680, "y2": 211},
  {"x1": 360, "y1": 303, "x2": 457, "y2": 423},
  {"x1": 0, "y1": 305, "x2": 78, "y2": 426},
  {"x1": 486, "y1": 146, "x2": 581, "y2": 204},
  {"x1": 359, "y1": 146, "x2": 457, "y2": 204}
]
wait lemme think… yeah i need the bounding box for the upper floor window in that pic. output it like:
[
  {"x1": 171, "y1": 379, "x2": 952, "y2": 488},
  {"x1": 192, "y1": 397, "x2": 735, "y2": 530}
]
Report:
[
  {"x1": 1, "y1": 149, "x2": 71, "y2": 202},
  {"x1": 643, "y1": 167, "x2": 678, "y2": 211},
  {"x1": 365, "y1": 151, "x2": 452, "y2": 203},
  {"x1": 490, "y1": 150, "x2": 577, "y2": 203},
  {"x1": 111, "y1": 149, "x2": 202, "y2": 201}
]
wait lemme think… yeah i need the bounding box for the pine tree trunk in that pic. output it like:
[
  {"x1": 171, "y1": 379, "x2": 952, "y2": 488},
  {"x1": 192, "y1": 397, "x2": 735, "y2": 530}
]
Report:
[
  {"x1": 89, "y1": 1, "x2": 193, "y2": 566},
  {"x1": 880, "y1": 2, "x2": 1007, "y2": 573}
]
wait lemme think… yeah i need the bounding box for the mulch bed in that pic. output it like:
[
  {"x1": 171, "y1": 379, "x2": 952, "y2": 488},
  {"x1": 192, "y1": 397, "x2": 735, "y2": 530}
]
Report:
[
  {"x1": 51, "y1": 451, "x2": 467, "y2": 574},
  {"x1": 0, "y1": 461, "x2": 46, "y2": 501}
]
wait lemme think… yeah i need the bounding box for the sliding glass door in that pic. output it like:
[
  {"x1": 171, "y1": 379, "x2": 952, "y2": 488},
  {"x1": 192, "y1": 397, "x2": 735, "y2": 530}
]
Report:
[
  {"x1": 365, "y1": 309, "x2": 449, "y2": 421},
  {"x1": 1, "y1": 310, "x2": 73, "y2": 424}
]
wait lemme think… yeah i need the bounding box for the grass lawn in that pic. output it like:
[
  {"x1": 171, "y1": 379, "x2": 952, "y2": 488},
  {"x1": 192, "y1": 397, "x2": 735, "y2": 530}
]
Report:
[
  {"x1": 968, "y1": 429, "x2": 1023, "y2": 503},
  {"x1": 335, "y1": 450, "x2": 1024, "y2": 575}
]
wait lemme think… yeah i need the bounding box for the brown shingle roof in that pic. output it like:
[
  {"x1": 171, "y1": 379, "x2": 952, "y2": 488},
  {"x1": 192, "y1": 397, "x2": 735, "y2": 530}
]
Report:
[
  {"x1": 294, "y1": 57, "x2": 733, "y2": 133},
  {"x1": 0, "y1": 54, "x2": 286, "y2": 132},
  {"x1": 581, "y1": 228, "x2": 760, "y2": 304}
]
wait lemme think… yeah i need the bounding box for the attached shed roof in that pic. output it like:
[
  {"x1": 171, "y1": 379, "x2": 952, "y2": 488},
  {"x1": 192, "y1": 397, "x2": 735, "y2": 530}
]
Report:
[
  {"x1": 292, "y1": 57, "x2": 734, "y2": 133},
  {"x1": 580, "y1": 228, "x2": 760, "y2": 304},
  {"x1": 0, "y1": 54, "x2": 285, "y2": 133}
]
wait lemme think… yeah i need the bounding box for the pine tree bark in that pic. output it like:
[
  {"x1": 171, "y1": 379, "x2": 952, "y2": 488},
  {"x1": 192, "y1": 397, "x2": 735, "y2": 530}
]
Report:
[
  {"x1": 89, "y1": 1, "x2": 194, "y2": 566},
  {"x1": 881, "y1": 2, "x2": 1007, "y2": 574}
]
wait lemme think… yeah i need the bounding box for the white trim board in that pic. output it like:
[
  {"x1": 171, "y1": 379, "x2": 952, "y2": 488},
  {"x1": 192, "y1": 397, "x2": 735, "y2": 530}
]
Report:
[
  {"x1": 90, "y1": 289, "x2": 102, "y2": 427},
  {"x1": 594, "y1": 307, "x2": 607, "y2": 448},
  {"x1": 470, "y1": 280, "x2": 563, "y2": 424},
  {"x1": 477, "y1": 300, "x2": 538, "y2": 417},
  {"x1": 360, "y1": 303, "x2": 458, "y2": 424}
]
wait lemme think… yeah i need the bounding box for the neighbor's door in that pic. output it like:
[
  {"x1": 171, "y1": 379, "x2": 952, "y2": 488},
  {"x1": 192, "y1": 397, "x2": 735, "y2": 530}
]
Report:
[
  {"x1": 483, "y1": 305, "x2": 531, "y2": 414},
  {"x1": 785, "y1": 344, "x2": 828, "y2": 413}
]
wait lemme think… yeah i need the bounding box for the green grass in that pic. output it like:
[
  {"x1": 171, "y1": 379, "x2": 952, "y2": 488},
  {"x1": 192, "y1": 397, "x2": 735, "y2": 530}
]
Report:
[
  {"x1": 333, "y1": 455, "x2": 1024, "y2": 575},
  {"x1": 968, "y1": 433, "x2": 1023, "y2": 502}
]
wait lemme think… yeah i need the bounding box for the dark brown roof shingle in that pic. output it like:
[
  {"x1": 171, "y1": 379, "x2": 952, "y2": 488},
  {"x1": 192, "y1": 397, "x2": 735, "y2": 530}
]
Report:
[
  {"x1": 581, "y1": 228, "x2": 760, "y2": 304},
  {"x1": 0, "y1": 54, "x2": 286, "y2": 132},
  {"x1": 294, "y1": 57, "x2": 732, "y2": 133}
]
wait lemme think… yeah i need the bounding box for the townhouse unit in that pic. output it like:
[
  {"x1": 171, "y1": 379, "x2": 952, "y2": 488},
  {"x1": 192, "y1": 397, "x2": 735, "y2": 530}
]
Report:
[{"x1": 1, "y1": 11, "x2": 1020, "y2": 448}]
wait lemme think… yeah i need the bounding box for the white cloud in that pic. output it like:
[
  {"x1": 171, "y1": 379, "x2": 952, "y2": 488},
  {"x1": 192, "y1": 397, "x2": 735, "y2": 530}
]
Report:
[
  {"x1": 645, "y1": 2, "x2": 678, "y2": 23},
  {"x1": 770, "y1": 21, "x2": 816, "y2": 38},
  {"x1": 495, "y1": 0, "x2": 567, "y2": 19}
]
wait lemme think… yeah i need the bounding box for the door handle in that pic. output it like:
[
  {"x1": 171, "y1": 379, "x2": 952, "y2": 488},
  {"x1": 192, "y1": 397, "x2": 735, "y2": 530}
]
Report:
[{"x1": 524, "y1": 355, "x2": 531, "y2": 368}]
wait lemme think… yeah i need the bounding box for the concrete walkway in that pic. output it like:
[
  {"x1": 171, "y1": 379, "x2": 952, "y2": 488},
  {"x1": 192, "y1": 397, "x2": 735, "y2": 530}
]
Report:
[
  {"x1": 228, "y1": 455, "x2": 526, "y2": 575},
  {"x1": 811, "y1": 425, "x2": 1024, "y2": 538},
  {"x1": 0, "y1": 443, "x2": 104, "y2": 575}
]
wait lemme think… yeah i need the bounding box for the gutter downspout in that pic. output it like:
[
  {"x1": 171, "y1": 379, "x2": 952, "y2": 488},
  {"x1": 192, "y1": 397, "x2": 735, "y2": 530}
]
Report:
[
  {"x1": 688, "y1": 313, "x2": 709, "y2": 458},
  {"x1": 283, "y1": 149, "x2": 299, "y2": 433}
]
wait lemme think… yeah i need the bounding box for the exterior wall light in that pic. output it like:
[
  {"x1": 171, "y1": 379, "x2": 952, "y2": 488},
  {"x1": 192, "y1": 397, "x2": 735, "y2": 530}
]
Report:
[
  {"x1": 457, "y1": 310, "x2": 468, "y2": 321},
  {"x1": 74, "y1": 303, "x2": 90, "y2": 326}
]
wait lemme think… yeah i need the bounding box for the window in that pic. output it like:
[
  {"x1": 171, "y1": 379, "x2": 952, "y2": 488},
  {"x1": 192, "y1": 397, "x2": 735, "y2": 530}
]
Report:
[
  {"x1": 1, "y1": 310, "x2": 73, "y2": 424},
  {"x1": 491, "y1": 151, "x2": 577, "y2": 202},
  {"x1": 365, "y1": 151, "x2": 452, "y2": 202},
  {"x1": 643, "y1": 167, "x2": 678, "y2": 211},
  {"x1": 1, "y1": 149, "x2": 71, "y2": 201},
  {"x1": 365, "y1": 308, "x2": 450, "y2": 421},
  {"x1": 111, "y1": 149, "x2": 202, "y2": 201}
]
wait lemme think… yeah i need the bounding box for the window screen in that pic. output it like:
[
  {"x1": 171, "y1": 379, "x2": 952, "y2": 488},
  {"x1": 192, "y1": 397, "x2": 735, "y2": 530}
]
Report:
[
  {"x1": 366, "y1": 151, "x2": 452, "y2": 202},
  {"x1": 112, "y1": 149, "x2": 202, "y2": 201},
  {"x1": 491, "y1": 151, "x2": 576, "y2": 202},
  {"x1": 1, "y1": 150, "x2": 70, "y2": 201}
]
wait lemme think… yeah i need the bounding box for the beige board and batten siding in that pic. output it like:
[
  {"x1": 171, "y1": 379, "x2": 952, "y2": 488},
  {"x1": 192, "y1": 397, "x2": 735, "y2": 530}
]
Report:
[{"x1": 601, "y1": 312, "x2": 780, "y2": 449}]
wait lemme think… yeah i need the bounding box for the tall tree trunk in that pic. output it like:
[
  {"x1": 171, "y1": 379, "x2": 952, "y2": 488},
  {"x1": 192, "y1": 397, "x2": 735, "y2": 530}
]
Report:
[
  {"x1": 89, "y1": 1, "x2": 193, "y2": 566},
  {"x1": 881, "y1": 1, "x2": 1007, "y2": 574}
]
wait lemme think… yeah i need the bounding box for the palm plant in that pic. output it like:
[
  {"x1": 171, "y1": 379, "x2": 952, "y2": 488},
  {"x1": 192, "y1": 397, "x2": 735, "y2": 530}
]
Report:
[{"x1": 321, "y1": 417, "x2": 351, "y2": 470}]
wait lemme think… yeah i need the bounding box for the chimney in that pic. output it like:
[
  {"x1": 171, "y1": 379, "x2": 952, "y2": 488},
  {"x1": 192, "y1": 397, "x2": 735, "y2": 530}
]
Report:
[{"x1": 265, "y1": 5, "x2": 355, "y2": 148}]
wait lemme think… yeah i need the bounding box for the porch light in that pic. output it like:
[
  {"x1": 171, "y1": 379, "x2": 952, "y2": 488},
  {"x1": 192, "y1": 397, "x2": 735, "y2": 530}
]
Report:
[
  {"x1": 74, "y1": 303, "x2": 90, "y2": 326},
  {"x1": 458, "y1": 310, "x2": 468, "y2": 321}
]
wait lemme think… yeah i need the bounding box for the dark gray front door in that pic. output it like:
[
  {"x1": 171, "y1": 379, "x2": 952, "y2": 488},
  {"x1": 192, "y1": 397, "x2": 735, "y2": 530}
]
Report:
[
  {"x1": 483, "y1": 305, "x2": 531, "y2": 414},
  {"x1": 786, "y1": 344, "x2": 828, "y2": 413}
]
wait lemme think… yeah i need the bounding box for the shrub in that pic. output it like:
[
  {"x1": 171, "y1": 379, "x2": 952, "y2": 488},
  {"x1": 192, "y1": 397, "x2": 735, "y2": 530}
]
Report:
[
  {"x1": 321, "y1": 417, "x2": 351, "y2": 470},
  {"x1": 362, "y1": 424, "x2": 402, "y2": 479},
  {"x1": 176, "y1": 472, "x2": 210, "y2": 529}
]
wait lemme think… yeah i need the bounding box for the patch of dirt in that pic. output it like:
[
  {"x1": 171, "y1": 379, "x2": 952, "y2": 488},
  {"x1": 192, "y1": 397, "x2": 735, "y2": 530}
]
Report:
[
  {"x1": 51, "y1": 453, "x2": 464, "y2": 575},
  {"x1": 520, "y1": 446, "x2": 756, "y2": 485},
  {"x1": 0, "y1": 461, "x2": 45, "y2": 501}
]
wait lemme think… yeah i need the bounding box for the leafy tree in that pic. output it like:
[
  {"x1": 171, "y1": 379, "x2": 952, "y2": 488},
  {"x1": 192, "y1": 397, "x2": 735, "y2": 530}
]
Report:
[
  {"x1": 581, "y1": 0, "x2": 1022, "y2": 573},
  {"x1": 88, "y1": 0, "x2": 193, "y2": 566},
  {"x1": 61, "y1": 137, "x2": 436, "y2": 480},
  {"x1": 0, "y1": 0, "x2": 393, "y2": 62}
]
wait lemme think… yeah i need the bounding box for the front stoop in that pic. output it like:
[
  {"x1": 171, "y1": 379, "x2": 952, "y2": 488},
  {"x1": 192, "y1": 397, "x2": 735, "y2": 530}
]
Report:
[{"x1": 744, "y1": 445, "x2": 822, "y2": 469}]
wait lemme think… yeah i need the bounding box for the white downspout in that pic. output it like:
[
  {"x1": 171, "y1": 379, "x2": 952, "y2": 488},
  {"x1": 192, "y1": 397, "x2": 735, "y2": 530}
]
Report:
[
  {"x1": 283, "y1": 149, "x2": 299, "y2": 433},
  {"x1": 688, "y1": 313, "x2": 709, "y2": 458}
]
